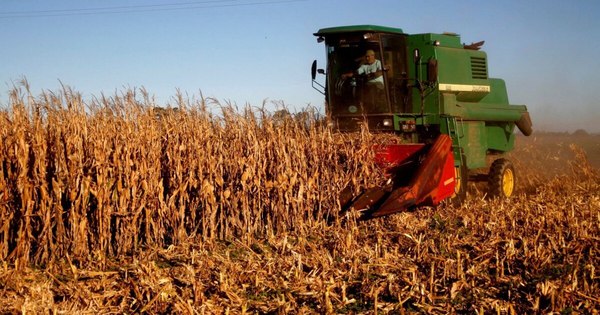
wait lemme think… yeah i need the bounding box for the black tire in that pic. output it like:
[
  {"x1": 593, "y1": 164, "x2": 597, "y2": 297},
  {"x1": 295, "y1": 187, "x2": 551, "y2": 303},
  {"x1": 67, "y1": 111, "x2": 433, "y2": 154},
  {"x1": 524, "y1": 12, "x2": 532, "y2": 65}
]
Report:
[
  {"x1": 449, "y1": 156, "x2": 468, "y2": 207},
  {"x1": 488, "y1": 158, "x2": 516, "y2": 198}
]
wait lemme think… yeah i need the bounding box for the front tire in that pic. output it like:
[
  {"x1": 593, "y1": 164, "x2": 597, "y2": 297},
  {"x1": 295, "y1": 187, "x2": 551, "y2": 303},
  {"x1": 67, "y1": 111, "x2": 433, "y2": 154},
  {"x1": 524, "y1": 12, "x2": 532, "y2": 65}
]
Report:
[
  {"x1": 449, "y1": 157, "x2": 468, "y2": 206},
  {"x1": 488, "y1": 158, "x2": 516, "y2": 198},
  {"x1": 450, "y1": 165, "x2": 469, "y2": 207}
]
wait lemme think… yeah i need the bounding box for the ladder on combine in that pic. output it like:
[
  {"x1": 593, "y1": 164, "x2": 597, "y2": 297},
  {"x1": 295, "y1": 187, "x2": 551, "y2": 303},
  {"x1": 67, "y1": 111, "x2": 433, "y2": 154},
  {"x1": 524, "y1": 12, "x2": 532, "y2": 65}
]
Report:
[{"x1": 445, "y1": 116, "x2": 466, "y2": 180}]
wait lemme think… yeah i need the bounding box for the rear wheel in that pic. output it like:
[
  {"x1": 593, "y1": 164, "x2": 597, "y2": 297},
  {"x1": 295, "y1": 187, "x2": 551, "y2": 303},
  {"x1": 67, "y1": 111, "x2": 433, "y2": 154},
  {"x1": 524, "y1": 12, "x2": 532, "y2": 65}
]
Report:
[{"x1": 488, "y1": 158, "x2": 516, "y2": 198}]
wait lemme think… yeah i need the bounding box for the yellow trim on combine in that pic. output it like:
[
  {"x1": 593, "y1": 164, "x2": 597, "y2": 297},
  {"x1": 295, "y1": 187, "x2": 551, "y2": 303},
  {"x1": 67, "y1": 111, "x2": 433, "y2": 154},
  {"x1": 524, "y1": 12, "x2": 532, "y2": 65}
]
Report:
[
  {"x1": 443, "y1": 177, "x2": 454, "y2": 186},
  {"x1": 439, "y1": 83, "x2": 491, "y2": 93},
  {"x1": 502, "y1": 168, "x2": 515, "y2": 197}
]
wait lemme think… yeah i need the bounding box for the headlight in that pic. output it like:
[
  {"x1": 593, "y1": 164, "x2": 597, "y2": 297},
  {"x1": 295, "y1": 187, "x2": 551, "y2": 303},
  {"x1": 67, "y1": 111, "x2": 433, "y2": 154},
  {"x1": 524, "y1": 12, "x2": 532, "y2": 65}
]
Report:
[{"x1": 383, "y1": 119, "x2": 392, "y2": 127}]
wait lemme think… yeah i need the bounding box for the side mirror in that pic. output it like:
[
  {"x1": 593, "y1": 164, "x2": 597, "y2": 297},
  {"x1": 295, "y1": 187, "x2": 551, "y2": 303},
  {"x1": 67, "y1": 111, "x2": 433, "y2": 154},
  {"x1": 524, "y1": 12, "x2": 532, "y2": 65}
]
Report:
[
  {"x1": 427, "y1": 59, "x2": 438, "y2": 83},
  {"x1": 311, "y1": 60, "x2": 326, "y2": 95}
]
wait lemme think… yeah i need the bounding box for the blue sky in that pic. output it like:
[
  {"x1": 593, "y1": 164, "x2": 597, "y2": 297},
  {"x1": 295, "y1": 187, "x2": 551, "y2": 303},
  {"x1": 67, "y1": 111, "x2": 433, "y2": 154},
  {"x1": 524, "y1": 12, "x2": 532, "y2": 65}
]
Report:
[{"x1": 1, "y1": 0, "x2": 599, "y2": 132}]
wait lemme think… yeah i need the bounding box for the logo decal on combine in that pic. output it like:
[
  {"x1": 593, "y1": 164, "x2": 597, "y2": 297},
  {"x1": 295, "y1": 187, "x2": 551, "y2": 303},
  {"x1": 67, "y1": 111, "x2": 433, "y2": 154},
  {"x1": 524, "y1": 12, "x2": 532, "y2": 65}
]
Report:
[{"x1": 439, "y1": 84, "x2": 491, "y2": 93}]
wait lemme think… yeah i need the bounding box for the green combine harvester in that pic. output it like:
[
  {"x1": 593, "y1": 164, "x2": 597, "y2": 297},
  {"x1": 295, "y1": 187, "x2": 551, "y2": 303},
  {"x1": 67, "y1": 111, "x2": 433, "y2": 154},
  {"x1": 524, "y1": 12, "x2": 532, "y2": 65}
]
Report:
[{"x1": 311, "y1": 25, "x2": 533, "y2": 218}]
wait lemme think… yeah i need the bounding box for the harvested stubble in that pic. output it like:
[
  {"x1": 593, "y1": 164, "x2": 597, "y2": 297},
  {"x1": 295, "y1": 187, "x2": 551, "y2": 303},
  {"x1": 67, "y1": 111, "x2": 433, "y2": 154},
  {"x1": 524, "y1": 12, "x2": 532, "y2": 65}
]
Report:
[{"x1": 0, "y1": 86, "x2": 599, "y2": 313}]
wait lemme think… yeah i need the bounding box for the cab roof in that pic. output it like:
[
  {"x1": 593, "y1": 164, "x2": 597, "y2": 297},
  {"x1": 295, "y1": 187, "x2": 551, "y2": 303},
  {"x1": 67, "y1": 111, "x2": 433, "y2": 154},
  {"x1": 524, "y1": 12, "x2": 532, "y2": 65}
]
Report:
[{"x1": 314, "y1": 25, "x2": 405, "y2": 36}]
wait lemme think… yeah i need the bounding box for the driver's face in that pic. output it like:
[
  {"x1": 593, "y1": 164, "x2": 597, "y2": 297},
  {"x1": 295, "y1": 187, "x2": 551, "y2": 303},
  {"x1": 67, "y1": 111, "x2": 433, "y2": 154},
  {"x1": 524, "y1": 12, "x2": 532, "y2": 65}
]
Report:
[{"x1": 365, "y1": 53, "x2": 375, "y2": 64}]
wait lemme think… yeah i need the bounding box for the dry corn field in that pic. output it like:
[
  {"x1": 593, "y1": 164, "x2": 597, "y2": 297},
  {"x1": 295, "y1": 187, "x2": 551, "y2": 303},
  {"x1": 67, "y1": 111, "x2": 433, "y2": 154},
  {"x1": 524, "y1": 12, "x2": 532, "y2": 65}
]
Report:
[{"x1": 0, "y1": 86, "x2": 598, "y2": 314}]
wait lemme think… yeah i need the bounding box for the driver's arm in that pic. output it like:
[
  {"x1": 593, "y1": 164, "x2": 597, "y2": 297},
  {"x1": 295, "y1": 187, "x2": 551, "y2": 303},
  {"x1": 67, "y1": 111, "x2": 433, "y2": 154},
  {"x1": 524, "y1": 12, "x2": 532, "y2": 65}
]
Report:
[{"x1": 367, "y1": 60, "x2": 383, "y2": 79}]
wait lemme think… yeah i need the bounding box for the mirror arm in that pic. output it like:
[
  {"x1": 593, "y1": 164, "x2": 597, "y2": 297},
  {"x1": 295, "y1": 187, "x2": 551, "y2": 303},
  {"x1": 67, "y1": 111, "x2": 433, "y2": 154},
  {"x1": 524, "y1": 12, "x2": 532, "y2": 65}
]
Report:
[{"x1": 312, "y1": 80, "x2": 326, "y2": 96}]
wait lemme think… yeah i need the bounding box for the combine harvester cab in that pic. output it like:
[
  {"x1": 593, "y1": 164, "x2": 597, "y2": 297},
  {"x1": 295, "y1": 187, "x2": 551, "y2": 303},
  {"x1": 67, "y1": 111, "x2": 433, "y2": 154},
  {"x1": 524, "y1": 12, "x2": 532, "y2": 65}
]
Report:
[{"x1": 311, "y1": 25, "x2": 533, "y2": 219}]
